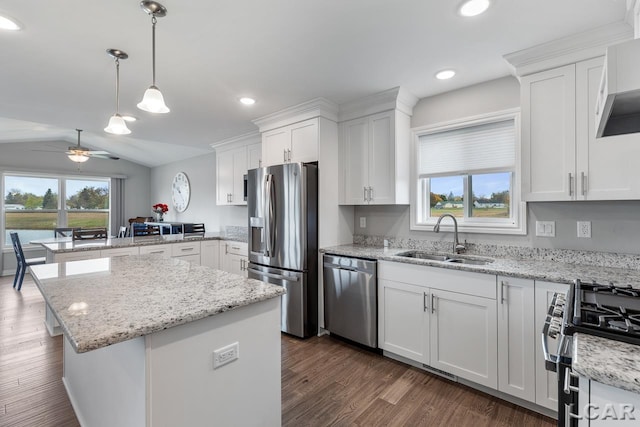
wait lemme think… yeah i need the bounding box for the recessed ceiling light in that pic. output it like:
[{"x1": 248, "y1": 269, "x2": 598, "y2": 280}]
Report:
[
  {"x1": 435, "y1": 70, "x2": 456, "y2": 80},
  {"x1": 0, "y1": 14, "x2": 21, "y2": 31},
  {"x1": 459, "y1": 0, "x2": 490, "y2": 17},
  {"x1": 239, "y1": 97, "x2": 256, "y2": 105},
  {"x1": 122, "y1": 115, "x2": 137, "y2": 122}
]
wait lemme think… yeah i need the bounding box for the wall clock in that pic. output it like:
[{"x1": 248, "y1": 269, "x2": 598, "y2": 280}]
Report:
[{"x1": 172, "y1": 172, "x2": 190, "y2": 213}]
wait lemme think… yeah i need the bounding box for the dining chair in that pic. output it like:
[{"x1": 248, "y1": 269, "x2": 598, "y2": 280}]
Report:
[
  {"x1": 72, "y1": 227, "x2": 108, "y2": 241},
  {"x1": 117, "y1": 226, "x2": 127, "y2": 238},
  {"x1": 10, "y1": 232, "x2": 46, "y2": 291},
  {"x1": 54, "y1": 227, "x2": 78, "y2": 238}
]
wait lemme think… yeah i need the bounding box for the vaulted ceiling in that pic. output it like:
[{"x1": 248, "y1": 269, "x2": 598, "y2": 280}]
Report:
[{"x1": 0, "y1": 0, "x2": 630, "y2": 167}]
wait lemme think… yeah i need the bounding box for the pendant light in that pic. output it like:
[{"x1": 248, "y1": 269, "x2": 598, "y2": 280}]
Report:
[
  {"x1": 68, "y1": 129, "x2": 90, "y2": 163},
  {"x1": 104, "y1": 49, "x2": 132, "y2": 135},
  {"x1": 137, "y1": 1, "x2": 170, "y2": 113}
]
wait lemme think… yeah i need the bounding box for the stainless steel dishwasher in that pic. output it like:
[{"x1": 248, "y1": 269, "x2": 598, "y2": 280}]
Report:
[{"x1": 323, "y1": 254, "x2": 377, "y2": 348}]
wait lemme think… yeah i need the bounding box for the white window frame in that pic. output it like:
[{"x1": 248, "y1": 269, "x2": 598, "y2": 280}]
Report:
[
  {"x1": 410, "y1": 108, "x2": 526, "y2": 235},
  {"x1": 2, "y1": 172, "x2": 111, "y2": 247}
]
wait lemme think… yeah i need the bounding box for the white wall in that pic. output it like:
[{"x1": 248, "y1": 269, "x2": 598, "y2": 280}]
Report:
[
  {"x1": 0, "y1": 139, "x2": 151, "y2": 273},
  {"x1": 149, "y1": 151, "x2": 247, "y2": 233},
  {"x1": 355, "y1": 76, "x2": 640, "y2": 255}
]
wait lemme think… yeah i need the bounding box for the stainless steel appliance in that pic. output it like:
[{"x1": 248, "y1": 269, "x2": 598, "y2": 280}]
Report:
[
  {"x1": 542, "y1": 280, "x2": 640, "y2": 426},
  {"x1": 323, "y1": 255, "x2": 377, "y2": 348},
  {"x1": 247, "y1": 163, "x2": 318, "y2": 338}
]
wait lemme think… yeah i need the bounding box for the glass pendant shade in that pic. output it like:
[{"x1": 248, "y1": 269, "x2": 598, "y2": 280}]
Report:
[
  {"x1": 68, "y1": 153, "x2": 90, "y2": 163},
  {"x1": 137, "y1": 86, "x2": 170, "y2": 113},
  {"x1": 104, "y1": 114, "x2": 132, "y2": 135}
]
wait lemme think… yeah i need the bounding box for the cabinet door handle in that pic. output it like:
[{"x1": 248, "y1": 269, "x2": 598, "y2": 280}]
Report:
[
  {"x1": 287, "y1": 149, "x2": 292, "y2": 162},
  {"x1": 431, "y1": 293, "x2": 436, "y2": 314},
  {"x1": 369, "y1": 186, "x2": 373, "y2": 202},
  {"x1": 363, "y1": 186, "x2": 367, "y2": 202},
  {"x1": 283, "y1": 149, "x2": 287, "y2": 163},
  {"x1": 423, "y1": 292, "x2": 428, "y2": 312},
  {"x1": 568, "y1": 173, "x2": 573, "y2": 197},
  {"x1": 500, "y1": 281, "x2": 506, "y2": 304},
  {"x1": 581, "y1": 172, "x2": 587, "y2": 196}
]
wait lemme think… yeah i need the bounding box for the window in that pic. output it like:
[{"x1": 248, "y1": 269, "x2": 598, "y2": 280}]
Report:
[
  {"x1": 411, "y1": 110, "x2": 525, "y2": 234},
  {"x1": 3, "y1": 174, "x2": 110, "y2": 245}
]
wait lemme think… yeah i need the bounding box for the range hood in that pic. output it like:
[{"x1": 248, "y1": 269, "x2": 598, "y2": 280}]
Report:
[{"x1": 596, "y1": 38, "x2": 640, "y2": 138}]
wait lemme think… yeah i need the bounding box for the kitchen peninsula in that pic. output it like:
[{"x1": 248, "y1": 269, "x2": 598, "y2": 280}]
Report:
[{"x1": 29, "y1": 255, "x2": 285, "y2": 427}]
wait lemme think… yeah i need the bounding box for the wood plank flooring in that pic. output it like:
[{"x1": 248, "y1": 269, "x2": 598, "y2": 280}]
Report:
[{"x1": 1, "y1": 275, "x2": 555, "y2": 427}]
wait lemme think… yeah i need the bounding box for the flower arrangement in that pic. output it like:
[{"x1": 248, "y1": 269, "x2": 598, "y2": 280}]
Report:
[{"x1": 152, "y1": 203, "x2": 169, "y2": 214}]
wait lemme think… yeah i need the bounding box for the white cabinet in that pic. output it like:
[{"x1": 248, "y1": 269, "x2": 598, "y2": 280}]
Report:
[
  {"x1": 139, "y1": 245, "x2": 171, "y2": 257},
  {"x1": 497, "y1": 276, "x2": 536, "y2": 403},
  {"x1": 101, "y1": 247, "x2": 140, "y2": 258},
  {"x1": 339, "y1": 109, "x2": 410, "y2": 205},
  {"x1": 220, "y1": 241, "x2": 248, "y2": 277},
  {"x1": 216, "y1": 146, "x2": 247, "y2": 206},
  {"x1": 50, "y1": 250, "x2": 101, "y2": 263},
  {"x1": 200, "y1": 240, "x2": 220, "y2": 269},
  {"x1": 534, "y1": 280, "x2": 570, "y2": 410},
  {"x1": 171, "y1": 241, "x2": 201, "y2": 265},
  {"x1": 261, "y1": 118, "x2": 319, "y2": 167},
  {"x1": 378, "y1": 278, "x2": 428, "y2": 362},
  {"x1": 378, "y1": 261, "x2": 497, "y2": 388},
  {"x1": 247, "y1": 142, "x2": 262, "y2": 170},
  {"x1": 522, "y1": 57, "x2": 640, "y2": 201}
]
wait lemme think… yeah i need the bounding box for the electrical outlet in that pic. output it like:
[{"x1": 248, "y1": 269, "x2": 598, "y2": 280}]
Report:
[
  {"x1": 535, "y1": 221, "x2": 555, "y2": 237},
  {"x1": 213, "y1": 342, "x2": 239, "y2": 369},
  {"x1": 577, "y1": 221, "x2": 591, "y2": 238},
  {"x1": 359, "y1": 217, "x2": 366, "y2": 228}
]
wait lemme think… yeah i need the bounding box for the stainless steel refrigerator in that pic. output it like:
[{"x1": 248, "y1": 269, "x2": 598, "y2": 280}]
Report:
[{"x1": 247, "y1": 163, "x2": 318, "y2": 338}]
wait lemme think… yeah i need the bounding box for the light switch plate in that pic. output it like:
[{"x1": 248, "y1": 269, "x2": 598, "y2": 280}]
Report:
[
  {"x1": 359, "y1": 217, "x2": 366, "y2": 228},
  {"x1": 535, "y1": 221, "x2": 555, "y2": 237}
]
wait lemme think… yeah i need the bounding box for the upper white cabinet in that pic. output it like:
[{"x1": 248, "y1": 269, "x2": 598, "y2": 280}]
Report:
[
  {"x1": 338, "y1": 87, "x2": 417, "y2": 205},
  {"x1": 213, "y1": 134, "x2": 262, "y2": 206},
  {"x1": 521, "y1": 56, "x2": 640, "y2": 201},
  {"x1": 262, "y1": 118, "x2": 319, "y2": 167},
  {"x1": 216, "y1": 146, "x2": 247, "y2": 206}
]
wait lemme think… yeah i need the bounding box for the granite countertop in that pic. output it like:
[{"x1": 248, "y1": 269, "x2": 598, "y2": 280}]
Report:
[
  {"x1": 320, "y1": 244, "x2": 640, "y2": 286},
  {"x1": 37, "y1": 232, "x2": 247, "y2": 253},
  {"x1": 573, "y1": 334, "x2": 640, "y2": 394},
  {"x1": 29, "y1": 255, "x2": 285, "y2": 353},
  {"x1": 321, "y1": 243, "x2": 640, "y2": 393}
]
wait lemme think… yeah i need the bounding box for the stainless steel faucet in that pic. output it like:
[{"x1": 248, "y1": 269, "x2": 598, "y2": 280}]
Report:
[{"x1": 433, "y1": 214, "x2": 466, "y2": 254}]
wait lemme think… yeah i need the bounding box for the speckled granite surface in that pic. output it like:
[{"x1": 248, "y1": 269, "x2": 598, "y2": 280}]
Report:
[
  {"x1": 37, "y1": 232, "x2": 223, "y2": 254},
  {"x1": 29, "y1": 255, "x2": 285, "y2": 353},
  {"x1": 573, "y1": 334, "x2": 640, "y2": 394},
  {"x1": 223, "y1": 226, "x2": 248, "y2": 243},
  {"x1": 321, "y1": 244, "x2": 640, "y2": 286}
]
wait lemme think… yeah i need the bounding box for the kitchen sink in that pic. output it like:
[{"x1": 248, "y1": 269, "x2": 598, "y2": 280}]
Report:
[{"x1": 394, "y1": 251, "x2": 494, "y2": 266}]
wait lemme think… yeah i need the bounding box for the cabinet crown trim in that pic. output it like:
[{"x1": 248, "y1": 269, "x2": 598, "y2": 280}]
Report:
[
  {"x1": 252, "y1": 98, "x2": 338, "y2": 132},
  {"x1": 338, "y1": 86, "x2": 418, "y2": 122},
  {"x1": 210, "y1": 131, "x2": 261, "y2": 150},
  {"x1": 503, "y1": 21, "x2": 632, "y2": 77}
]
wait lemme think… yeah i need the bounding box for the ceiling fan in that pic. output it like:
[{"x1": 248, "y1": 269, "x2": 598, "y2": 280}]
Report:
[{"x1": 66, "y1": 129, "x2": 120, "y2": 163}]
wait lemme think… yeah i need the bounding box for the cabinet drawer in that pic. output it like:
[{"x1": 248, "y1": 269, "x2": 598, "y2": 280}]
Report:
[
  {"x1": 139, "y1": 245, "x2": 171, "y2": 257},
  {"x1": 54, "y1": 250, "x2": 100, "y2": 262},
  {"x1": 100, "y1": 247, "x2": 140, "y2": 258},
  {"x1": 379, "y1": 261, "x2": 496, "y2": 299},
  {"x1": 171, "y1": 241, "x2": 201, "y2": 257},
  {"x1": 224, "y1": 241, "x2": 247, "y2": 256}
]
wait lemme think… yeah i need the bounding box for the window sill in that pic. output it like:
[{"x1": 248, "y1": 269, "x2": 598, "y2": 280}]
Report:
[{"x1": 410, "y1": 220, "x2": 526, "y2": 235}]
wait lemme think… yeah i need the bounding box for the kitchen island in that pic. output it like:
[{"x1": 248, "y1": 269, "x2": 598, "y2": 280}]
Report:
[{"x1": 29, "y1": 255, "x2": 285, "y2": 427}]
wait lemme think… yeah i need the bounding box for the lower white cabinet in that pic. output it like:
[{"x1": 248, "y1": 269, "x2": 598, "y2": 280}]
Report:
[
  {"x1": 430, "y1": 288, "x2": 497, "y2": 389},
  {"x1": 378, "y1": 261, "x2": 497, "y2": 388},
  {"x1": 101, "y1": 247, "x2": 140, "y2": 258},
  {"x1": 220, "y1": 241, "x2": 248, "y2": 277},
  {"x1": 534, "y1": 280, "x2": 570, "y2": 410},
  {"x1": 50, "y1": 250, "x2": 101, "y2": 263},
  {"x1": 497, "y1": 276, "x2": 536, "y2": 402},
  {"x1": 139, "y1": 245, "x2": 171, "y2": 257},
  {"x1": 200, "y1": 240, "x2": 220, "y2": 269}
]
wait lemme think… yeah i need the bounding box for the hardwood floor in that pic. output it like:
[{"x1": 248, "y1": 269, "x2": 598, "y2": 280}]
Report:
[{"x1": 1, "y1": 275, "x2": 554, "y2": 427}]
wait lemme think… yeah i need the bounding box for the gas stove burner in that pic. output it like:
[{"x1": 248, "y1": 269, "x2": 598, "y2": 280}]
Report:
[
  {"x1": 580, "y1": 280, "x2": 640, "y2": 297},
  {"x1": 608, "y1": 320, "x2": 640, "y2": 333}
]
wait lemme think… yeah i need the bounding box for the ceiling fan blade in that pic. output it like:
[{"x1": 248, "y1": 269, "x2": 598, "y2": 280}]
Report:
[
  {"x1": 86, "y1": 150, "x2": 111, "y2": 155},
  {"x1": 89, "y1": 153, "x2": 120, "y2": 160}
]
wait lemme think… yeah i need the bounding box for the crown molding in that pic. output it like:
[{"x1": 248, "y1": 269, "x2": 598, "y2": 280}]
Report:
[
  {"x1": 338, "y1": 86, "x2": 419, "y2": 122},
  {"x1": 210, "y1": 131, "x2": 261, "y2": 150},
  {"x1": 503, "y1": 21, "x2": 633, "y2": 77},
  {"x1": 252, "y1": 98, "x2": 339, "y2": 132}
]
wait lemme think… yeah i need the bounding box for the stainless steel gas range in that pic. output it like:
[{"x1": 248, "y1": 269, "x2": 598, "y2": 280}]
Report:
[{"x1": 543, "y1": 279, "x2": 640, "y2": 426}]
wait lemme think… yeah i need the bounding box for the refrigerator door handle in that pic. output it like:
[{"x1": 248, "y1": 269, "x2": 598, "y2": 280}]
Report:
[
  {"x1": 264, "y1": 174, "x2": 276, "y2": 257},
  {"x1": 247, "y1": 268, "x2": 300, "y2": 282}
]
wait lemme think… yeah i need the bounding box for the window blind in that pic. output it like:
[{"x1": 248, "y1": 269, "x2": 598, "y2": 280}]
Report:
[{"x1": 418, "y1": 119, "x2": 515, "y2": 177}]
